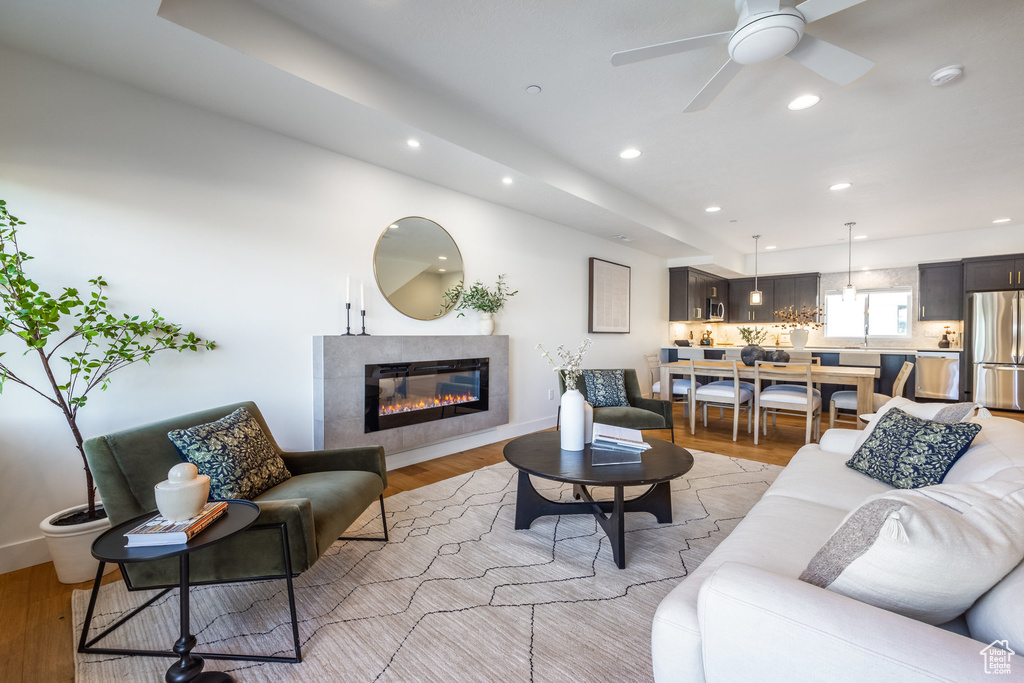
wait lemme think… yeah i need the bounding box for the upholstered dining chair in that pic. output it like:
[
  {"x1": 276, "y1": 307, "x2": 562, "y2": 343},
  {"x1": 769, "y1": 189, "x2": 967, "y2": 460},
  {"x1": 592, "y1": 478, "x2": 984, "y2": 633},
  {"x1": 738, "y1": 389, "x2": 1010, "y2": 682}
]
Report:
[
  {"x1": 687, "y1": 359, "x2": 755, "y2": 442},
  {"x1": 559, "y1": 368, "x2": 674, "y2": 442},
  {"x1": 829, "y1": 360, "x2": 914, "y2": 428},
  {"x1": 645, "y1": 352, "x2": 698, "y2": 415},
  {"x1": 82, "y1": 401, "x2": 388, "y2": 663},
  {"x1": 754, "y1": 361, "x2": 822, "y2": 445}
]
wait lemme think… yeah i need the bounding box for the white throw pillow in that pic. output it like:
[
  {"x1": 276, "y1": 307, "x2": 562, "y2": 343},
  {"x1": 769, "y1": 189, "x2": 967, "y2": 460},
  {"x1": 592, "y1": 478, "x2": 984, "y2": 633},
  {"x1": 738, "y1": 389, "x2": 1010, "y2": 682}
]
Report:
[{"x1": 799, "y1": 480, "x2": 1024, "y2": 625}]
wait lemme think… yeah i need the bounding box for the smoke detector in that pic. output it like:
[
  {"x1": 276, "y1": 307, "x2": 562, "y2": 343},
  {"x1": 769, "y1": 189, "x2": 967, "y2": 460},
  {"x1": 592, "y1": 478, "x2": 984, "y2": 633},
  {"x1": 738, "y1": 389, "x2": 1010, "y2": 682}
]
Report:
[{"x1": 929, "y1": 64, "x2": 964, "y2": 86}]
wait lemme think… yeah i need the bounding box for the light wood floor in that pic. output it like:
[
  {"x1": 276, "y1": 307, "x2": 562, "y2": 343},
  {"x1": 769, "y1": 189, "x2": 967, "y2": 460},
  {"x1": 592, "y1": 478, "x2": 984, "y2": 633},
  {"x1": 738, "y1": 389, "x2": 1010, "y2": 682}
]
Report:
[{"x1": 4, "y1": 404, "x2": 1021, "y2": 683}]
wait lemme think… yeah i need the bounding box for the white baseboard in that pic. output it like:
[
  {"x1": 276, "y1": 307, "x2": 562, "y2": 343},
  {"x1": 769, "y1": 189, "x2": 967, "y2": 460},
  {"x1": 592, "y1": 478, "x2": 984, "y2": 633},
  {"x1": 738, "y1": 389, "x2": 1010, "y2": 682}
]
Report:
[{"x1": 0, "y1": 536, "x2": 50, "y2": 575}]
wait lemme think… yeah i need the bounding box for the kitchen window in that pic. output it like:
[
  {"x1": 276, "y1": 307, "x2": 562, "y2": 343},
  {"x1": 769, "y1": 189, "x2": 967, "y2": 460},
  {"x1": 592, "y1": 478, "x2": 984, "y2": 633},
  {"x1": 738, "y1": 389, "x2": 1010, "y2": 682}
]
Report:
[{"x1": 824, "y1": 288, "x2": 912, "y2": 339}]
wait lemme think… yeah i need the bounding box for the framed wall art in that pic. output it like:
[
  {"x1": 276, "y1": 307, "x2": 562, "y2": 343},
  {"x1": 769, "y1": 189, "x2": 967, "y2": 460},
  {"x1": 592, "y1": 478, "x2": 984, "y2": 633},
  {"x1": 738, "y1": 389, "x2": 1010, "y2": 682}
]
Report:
[{"x1": 588, "y1": 257, "x2": 630, "y2": 334}]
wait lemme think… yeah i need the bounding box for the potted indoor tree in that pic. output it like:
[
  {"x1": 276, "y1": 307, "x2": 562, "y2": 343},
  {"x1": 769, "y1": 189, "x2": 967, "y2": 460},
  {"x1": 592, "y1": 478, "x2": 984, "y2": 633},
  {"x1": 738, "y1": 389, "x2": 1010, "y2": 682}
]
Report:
[
  {"x1": 440, "y1": 273, "x2": 518, "y2": 334},
  {"x1": 0, "y1": 201, "x2": 215, "y2": 582}
]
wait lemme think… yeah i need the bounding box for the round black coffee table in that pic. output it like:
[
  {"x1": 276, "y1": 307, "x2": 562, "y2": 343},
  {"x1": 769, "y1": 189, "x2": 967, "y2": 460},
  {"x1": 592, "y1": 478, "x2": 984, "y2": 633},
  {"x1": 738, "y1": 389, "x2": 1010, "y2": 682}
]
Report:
[
  {"x1": 84, "y1": 500, "x2": 260, "y2": 683},
  {"x1": 503, "y1": 431, "x2": 694, "y2": 568}
]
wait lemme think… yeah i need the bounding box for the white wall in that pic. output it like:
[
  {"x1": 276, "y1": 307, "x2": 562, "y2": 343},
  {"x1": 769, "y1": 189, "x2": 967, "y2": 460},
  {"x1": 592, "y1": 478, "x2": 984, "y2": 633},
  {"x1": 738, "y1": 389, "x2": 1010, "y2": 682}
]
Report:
[{"x1": 0, "y1": 46, "x2": 669, "y2": 573}]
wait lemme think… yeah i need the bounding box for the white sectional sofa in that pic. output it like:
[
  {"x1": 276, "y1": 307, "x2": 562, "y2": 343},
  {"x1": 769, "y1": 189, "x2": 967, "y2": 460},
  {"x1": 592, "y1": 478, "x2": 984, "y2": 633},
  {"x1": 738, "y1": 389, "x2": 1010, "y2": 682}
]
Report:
[{"x1": 651, "y1": 410, "x2": 1024, "y2": 682}]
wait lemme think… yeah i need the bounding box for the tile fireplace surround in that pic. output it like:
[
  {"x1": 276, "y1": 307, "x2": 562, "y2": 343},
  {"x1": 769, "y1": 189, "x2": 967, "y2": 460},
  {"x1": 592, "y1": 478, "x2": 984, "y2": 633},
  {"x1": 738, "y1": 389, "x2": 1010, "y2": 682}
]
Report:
[{"x1": 313, "y1": 335, "x2": 510, "y2": 454}]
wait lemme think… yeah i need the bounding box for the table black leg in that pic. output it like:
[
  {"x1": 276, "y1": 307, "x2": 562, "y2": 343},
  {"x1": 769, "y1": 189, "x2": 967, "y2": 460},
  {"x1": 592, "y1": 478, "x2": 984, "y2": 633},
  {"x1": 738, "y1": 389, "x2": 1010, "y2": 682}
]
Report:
[
  {"x1": 515, "y1": 472, "x2": 599, "y2": 529},
  {"x1": 610, "y1": 487, "x2": 626, "y2": 569},
  {"x1": 165, "y1": 553, "x2": 234, "y2": 683}
]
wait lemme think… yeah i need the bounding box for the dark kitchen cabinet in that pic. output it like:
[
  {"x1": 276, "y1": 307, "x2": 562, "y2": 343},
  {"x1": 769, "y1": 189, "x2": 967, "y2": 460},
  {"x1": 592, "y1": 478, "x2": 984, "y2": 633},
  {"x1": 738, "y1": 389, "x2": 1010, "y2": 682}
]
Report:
[
  {"x1": 729, "y1": 278, "x2": 774, "y2": 323},
  {"x1": 670, "y1": 267, "x2": 728, "y2": 321},
  {"x1": 918, "y1": 261, "x2": 963, "y2": 320},
  {"x1": 771, "y1": 274, "x2": 820, "y2": 322},
  {"x1": 963, "y1": 256, "x2": 1024, "y2": 292}
]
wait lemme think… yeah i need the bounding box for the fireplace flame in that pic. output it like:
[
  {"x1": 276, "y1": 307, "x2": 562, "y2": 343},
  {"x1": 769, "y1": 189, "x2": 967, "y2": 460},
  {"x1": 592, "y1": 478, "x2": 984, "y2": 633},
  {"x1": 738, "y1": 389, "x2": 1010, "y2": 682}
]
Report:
[{"x1": 379, "y1": 393, "x2": 478, "y2": 416}]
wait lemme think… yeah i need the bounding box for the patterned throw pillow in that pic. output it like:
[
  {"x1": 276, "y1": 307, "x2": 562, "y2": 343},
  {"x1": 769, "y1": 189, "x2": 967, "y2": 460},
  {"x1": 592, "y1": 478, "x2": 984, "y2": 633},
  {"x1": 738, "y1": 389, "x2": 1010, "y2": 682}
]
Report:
[
  {"x1": 582, "y1": 369, "x2": 630, "y2": 408},
  {"x1": 846, "y1": 407, "x2": 981, "y2": 488},
  {"x1": 167, "y1": 407, "x2": 291, "y2": 500}
]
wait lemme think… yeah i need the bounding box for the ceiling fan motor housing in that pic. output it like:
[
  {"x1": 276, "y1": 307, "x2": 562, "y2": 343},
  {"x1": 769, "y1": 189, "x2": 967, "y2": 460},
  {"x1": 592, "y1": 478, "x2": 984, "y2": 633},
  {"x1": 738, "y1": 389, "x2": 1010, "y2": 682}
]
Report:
[{"x1": 729, "y1": 8, "x2": 806, "y2": 65}]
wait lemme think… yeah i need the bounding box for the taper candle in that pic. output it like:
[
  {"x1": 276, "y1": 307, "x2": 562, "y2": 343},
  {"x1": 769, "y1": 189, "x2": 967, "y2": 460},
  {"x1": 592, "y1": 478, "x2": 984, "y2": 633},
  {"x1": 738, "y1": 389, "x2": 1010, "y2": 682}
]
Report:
[
  {"x1": 360, "y1": 282, "x2": 365, "y2": 310},
  {"x1": 346, "y1": 274, "x2": 350, "y2": 304}
]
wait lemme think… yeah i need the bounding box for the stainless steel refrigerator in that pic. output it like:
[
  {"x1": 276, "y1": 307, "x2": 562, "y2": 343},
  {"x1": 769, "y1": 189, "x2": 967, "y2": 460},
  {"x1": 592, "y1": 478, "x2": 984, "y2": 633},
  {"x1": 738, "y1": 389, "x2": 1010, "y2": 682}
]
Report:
[{"x1": 972, "y1": 291, "x2": 1024, "y2": 410}]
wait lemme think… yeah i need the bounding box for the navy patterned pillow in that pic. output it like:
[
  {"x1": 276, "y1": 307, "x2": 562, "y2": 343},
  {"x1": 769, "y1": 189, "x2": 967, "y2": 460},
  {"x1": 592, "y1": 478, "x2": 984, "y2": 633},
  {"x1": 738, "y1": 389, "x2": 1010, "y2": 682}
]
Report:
[
  {"x1": 846, "y1": 407, "x2": 982, "y2": 489},
  {"x1": 168, "y1": 407, "x2": 291, "y2": 500},
  {"x1": 582, "y1": 369, "x2": 630, "y2": 408}
]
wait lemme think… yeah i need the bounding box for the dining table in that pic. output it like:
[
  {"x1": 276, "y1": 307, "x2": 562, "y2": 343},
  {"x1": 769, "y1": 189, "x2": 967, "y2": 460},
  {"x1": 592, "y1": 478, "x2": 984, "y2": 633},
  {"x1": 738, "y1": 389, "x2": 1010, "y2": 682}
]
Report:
[{"x1": 658, "y1": 360, "x2": 881, "y2": 430}]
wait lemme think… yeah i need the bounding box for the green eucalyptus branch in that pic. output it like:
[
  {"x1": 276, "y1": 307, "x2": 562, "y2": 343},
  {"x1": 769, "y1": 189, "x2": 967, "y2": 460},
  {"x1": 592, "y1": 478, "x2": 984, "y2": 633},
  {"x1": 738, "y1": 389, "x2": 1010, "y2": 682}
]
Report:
[
  {"x1": 0, "y1": 200, "x2": 216, "y2": 519},
  {"x1": 438, "y1": 273, "x2": 518, "y2": 317}
]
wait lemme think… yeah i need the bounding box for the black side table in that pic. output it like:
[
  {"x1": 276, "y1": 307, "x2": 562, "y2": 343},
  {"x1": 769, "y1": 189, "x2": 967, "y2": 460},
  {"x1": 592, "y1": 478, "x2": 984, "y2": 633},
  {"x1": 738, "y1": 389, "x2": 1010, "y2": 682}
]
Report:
[{"x1": 81, "y1": 500, "x2": 260, "y2": 683}]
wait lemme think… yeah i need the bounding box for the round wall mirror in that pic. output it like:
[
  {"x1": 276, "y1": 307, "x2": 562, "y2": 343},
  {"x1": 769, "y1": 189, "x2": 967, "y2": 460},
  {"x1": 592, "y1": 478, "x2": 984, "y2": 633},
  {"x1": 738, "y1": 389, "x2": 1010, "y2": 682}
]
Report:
[{"x1": 373, "y1": 217, "x2": 464, "y2": 320}]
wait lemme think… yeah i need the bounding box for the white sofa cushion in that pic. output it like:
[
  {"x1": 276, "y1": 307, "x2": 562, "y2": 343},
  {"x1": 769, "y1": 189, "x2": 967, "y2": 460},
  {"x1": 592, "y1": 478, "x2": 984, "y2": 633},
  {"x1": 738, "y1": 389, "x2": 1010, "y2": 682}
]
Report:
[
  {"x1": 763, "y1": 446, "x2": 892, "y2": 512},
  {"x1": 800, "y1": 480, "x2": 1024, "y2": 625},
  {"x1": 944, "y1": 417, "x2": 1024, "y2": 483},
  {"x1": 968, "y1": 558, "x2": 1024, "y2": 653}
]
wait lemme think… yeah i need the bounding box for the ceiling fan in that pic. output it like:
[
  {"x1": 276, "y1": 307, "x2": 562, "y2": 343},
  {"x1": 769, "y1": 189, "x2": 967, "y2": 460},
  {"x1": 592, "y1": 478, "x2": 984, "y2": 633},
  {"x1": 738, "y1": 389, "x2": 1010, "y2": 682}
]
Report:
[{"x1": 611, "y1": 0, "x2": 875, "y2": 113}]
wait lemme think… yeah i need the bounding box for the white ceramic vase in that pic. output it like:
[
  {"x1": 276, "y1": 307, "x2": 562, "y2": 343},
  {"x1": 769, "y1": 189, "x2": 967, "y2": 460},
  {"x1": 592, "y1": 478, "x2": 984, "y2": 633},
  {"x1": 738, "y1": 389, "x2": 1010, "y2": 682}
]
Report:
[
  {"x1": 39, "y1": 504, "x2": 119, "y2": 584},
  {"x1": 560, "y1": 388, "x2": 585, "y2": 451},
  {"x1": 790, "y1": 327, "x2": 809, "y2": 350},
  {"x1": 154, "y1": 463, "x2": 211, "y2": 521},
  {"x1": 478, "y1": 312, "x2": 494, "y2": 335}
]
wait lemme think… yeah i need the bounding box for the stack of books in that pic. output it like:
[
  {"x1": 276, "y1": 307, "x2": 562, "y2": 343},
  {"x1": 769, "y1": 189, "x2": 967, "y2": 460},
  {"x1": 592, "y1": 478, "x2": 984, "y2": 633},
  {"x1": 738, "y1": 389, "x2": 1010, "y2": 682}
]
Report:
[
  {"x1": 124, "y1": 501, "x2": 228, "y2": 547},
  {"x1": 591, "y1": 423, "x2": 651, "y2": 465}
]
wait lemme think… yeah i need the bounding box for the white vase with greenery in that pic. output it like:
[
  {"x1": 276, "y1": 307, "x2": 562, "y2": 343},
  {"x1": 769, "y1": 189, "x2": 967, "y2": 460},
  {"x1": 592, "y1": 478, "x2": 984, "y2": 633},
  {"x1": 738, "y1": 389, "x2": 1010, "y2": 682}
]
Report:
[
  {"x1": 440, "y1": 274, "x2": 518, "y2": 335},
  {"x1": 537, "y1": 338, "x2": 592, "y2": 451}
]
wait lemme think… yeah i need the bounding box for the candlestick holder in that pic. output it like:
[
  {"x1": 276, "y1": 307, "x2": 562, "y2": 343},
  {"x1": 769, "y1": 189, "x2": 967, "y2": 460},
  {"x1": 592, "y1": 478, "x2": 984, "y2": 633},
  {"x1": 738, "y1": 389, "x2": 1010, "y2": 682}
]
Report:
[
  {"x1": 358, "y1": 309, "x2": 370, "y2": 336},
  {"x1": 343, "y1": 303, "x2": 354, "y2": 336}
]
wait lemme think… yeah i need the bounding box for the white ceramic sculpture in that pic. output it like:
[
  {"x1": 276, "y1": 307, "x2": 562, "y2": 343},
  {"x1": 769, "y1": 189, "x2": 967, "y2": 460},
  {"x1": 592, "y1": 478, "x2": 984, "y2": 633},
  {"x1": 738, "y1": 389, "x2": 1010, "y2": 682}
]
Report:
[{"x1": 154, "y1": 463, "x2": 211, "y2": 521}]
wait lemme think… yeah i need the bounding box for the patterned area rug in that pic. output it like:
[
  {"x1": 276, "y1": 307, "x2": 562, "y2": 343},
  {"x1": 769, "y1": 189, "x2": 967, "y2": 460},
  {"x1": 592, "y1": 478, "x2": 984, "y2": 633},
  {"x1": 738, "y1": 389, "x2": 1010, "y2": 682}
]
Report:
[{"x1": 73, "y1": 451, "x2": 781, "y2": 682}]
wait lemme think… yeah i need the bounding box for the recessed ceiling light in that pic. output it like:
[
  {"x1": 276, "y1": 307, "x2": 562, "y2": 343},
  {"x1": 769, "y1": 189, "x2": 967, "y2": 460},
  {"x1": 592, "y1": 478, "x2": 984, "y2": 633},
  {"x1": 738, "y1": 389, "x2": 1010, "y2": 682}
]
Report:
[
  {"x1": 438, "y1": 256, "x2": 447, "y2": 260},
  {"x1": 765, "y1": 245, "x2": 777, "y2": 250},
  {"x1": 929, "y1": 64, "x2": 964, "y2": 86},
  {"x1": 438, "y1": 268, "x2": 447, "y2": 272},
  {"x1": 502, "y1": 177, "x2": 513, "y2": 185},
  {"x1": 862, "y1": 266, "x2": 870, "y2": 271},
  {"x1": 829, "y1": 182, "x2": 852, "y2": 191},
  {"x1": 619, "y1": 148, "x2": 642, "y2": 159},
  {"x1": 705, "y1": 206, "x2": 722, "y2": 213},
  {"x1": 993, "y1": 218, "x2": 1012, "y2": 224},
  {"x1": 788, "y1": 94, "x2": 820, "y2": 111},
  {"x1": 854, "y1": 235, "x2": 867, "y2": 240},
  {"x1": 388, "y1": 224, "x2": 399, "y2": 229},
  {"x1": 525, "y1": 85, "x2": 542, "y2": 94},
  {"x1": 406, "y1": 138, "x2": 420, "y2": 148},
  {"x1": 612, "y1": 234, "x2": 633, "y2": 242}
]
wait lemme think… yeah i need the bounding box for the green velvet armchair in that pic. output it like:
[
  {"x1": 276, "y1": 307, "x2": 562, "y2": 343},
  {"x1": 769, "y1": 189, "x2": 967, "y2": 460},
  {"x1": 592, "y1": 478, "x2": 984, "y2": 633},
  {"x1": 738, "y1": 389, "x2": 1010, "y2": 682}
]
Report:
[
  {"x1": 82, "y1": 401, "x2": 388, "y2": 662},
  {"x1": 559, "y1": 368, "x2": 675, "y2": 442}
]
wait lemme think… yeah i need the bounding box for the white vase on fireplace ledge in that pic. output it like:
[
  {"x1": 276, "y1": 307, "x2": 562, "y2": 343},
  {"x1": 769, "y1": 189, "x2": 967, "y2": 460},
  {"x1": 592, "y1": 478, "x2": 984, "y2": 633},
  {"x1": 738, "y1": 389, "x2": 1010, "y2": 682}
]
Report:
[{"x1": 478, "y1": 312, "x2": 495, "y2": 335}]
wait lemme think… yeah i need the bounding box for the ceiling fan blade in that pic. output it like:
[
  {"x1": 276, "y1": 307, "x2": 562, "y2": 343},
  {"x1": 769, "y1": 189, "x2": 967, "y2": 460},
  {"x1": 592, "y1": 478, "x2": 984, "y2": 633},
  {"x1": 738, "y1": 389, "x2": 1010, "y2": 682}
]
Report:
[
  {"x1": 786, "y1": 34, "x2": 874, "y2": 86},
  {"x1": 744, "y1": 0, "x2": 781, "y2": 16},
  {"x1": 611, "y1": 31, "x2": 731, "y2": 67},
  {"x1": 794, "y1": 0, "x2": 869, "y2": 24},
  {"x1": 683, "y1": 59, "x2": 744, "y2": 113}
]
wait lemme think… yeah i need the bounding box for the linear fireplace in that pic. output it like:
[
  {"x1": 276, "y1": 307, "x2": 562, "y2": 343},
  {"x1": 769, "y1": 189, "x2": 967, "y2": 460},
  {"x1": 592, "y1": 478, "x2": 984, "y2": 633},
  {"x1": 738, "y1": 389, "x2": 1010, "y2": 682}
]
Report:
[{"x1": 365, "y1": 357, "x2": 489, "y2": 433}]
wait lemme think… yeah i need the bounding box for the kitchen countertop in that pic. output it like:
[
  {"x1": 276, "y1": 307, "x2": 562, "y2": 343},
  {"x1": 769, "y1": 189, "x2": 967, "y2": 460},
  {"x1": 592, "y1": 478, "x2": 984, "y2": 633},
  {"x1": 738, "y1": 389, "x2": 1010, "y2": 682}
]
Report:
[{"x1": 663, "y1": 346, "x2": 963, "y2": 354}]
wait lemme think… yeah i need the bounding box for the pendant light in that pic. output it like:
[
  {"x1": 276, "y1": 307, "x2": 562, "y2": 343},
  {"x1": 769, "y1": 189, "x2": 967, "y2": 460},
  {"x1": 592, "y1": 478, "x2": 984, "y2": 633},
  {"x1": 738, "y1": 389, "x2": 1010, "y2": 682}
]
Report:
[
  {"x1": 842, "y1": 222, "x2": 857, "y2": 302},
  {"x1": 750, "y1": 235, "x2": 763, "y2": 306}
]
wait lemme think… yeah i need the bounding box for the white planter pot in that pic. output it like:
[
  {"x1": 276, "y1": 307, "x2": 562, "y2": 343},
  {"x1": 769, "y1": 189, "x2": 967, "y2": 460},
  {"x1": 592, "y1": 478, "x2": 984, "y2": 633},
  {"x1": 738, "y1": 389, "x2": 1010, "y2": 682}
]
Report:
[
  {"x1": 40, "y1": 504, "x2": 118, "y2": 584},
  {"x1": 560, "y1": 389, "x2": 586, "y2": 451},
  {"x1": 790, "y1": 327, "x2": 809, "y2": 350},
  {"x1": 478, "y1": 312, "x2": 495, "y2": 335}
]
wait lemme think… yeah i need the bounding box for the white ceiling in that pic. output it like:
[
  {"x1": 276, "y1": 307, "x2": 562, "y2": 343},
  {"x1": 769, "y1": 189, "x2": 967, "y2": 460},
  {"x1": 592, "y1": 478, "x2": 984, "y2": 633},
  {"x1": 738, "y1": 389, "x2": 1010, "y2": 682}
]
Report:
[{"x1": 2, "y1": 0, "x2": 1023, "y2": 270}]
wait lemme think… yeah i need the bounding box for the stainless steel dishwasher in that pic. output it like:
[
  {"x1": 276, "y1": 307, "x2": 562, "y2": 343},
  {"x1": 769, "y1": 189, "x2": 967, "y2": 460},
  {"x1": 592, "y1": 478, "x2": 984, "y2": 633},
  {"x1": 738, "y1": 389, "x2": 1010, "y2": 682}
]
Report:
[{"x1": 914, "y1": 351, "x2": 960, "y2": 400}]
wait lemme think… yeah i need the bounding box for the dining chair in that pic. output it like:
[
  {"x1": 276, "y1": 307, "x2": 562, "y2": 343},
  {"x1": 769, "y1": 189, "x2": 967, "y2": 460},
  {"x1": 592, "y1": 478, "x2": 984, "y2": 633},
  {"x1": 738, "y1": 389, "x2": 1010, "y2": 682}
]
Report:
[
  {"x1": 645, "y1": 352, "x2": 698, "y2": 415},
  {"x1": 687, "y1": 359, "x2": 755, "y2": 442},
  {"x1": 829, "y1": 360, "x2": 914, "y2": 428},
  {"x1": 754, "y1": 361, "x2": 822, "y2": 445}
]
